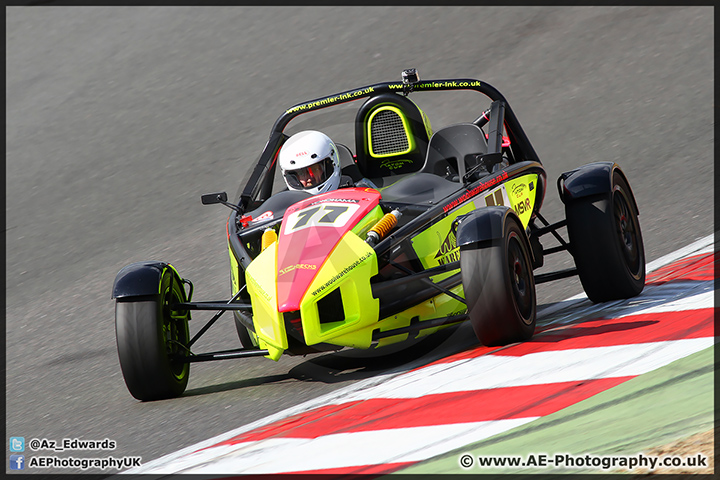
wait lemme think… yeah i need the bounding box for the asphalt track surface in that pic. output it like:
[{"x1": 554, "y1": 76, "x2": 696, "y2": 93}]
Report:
[{"x1": 5, "y1": 6, "x2": 714, "y2": 474}]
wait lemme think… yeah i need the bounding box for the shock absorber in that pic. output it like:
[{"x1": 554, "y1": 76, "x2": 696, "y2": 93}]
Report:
[
  {"x1": 261, "y1": 227, "x2": 277, "y2": 251},
  {"x1": 366, "y1": 209, "x2": 402, "y2": 247}
]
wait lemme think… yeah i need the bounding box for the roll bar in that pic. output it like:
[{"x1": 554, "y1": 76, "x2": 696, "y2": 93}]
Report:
[{"x1": 238, "y1": 77, "x2": 540, "y2": 212}]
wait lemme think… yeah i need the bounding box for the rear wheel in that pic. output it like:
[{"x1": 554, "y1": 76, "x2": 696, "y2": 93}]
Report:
[
  {"x1": 565, "y1": 171, "x2": 645, "y2": 303},
  {"x1": 115, "y1": 270, "x2": 190, "y2": 401},
  {"x1": 461, "y1": 215, "x2": 536, "y2": 346}
]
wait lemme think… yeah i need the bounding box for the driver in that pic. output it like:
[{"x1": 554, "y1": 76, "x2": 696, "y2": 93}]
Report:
[{"x1": 279, "y1": 130, "x2": 342, "y2": 195}]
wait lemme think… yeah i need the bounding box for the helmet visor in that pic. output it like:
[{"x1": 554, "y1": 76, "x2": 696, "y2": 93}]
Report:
[{"x1": 284, "y1": 157, "x2": 335, "y2": 190}]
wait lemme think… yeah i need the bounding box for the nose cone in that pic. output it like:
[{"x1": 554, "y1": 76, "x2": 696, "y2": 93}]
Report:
[
  {"x1": 275, "y1": 188, "x2": 381, "y2": 311},
  {"x1": 276, "y1": 227, "x2": 327, "y2": 312}
]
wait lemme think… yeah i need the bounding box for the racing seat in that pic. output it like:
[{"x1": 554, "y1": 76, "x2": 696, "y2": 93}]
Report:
[
  {"x1": 354, "y1": 93, "x2": 432, "y2": 179},
  {"x1": 420, "y1": 123, "x2": 488, "y2": 181}
]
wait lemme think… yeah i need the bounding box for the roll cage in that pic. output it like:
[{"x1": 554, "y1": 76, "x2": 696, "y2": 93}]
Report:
[{"x1": 237, "y1": 77, "x2": 542, "y2": 214}]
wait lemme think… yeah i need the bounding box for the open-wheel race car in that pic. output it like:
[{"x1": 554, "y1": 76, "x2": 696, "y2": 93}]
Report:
[{"x1": 113, "y1": 69, "x2": 645, "y2": 401}]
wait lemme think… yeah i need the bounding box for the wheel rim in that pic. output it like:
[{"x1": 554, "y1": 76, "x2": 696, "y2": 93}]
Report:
[
  {"x1": 613, "y1": 187, "x2": 641, "y2": 275},
  {"x1": 161, "y1": 281, "x2": 189, "y2": 381},
  {"x1": 507, "y1": 233, "x2": 533, "y2": 324}
]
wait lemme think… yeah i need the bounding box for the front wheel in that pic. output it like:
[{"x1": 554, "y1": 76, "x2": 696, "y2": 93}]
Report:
[
  {"x1": 565, "y1": 171, "x2": 645, "y2": 303},
  {"x1": 115, "y1": 270, "x2": 190, "y2": 401},
  {"x1": 234, "y1": 311, "x2": 258, "y2": 349},
  {"x1": 461, "y1": 215, "x2": 536, "y2": 346}
]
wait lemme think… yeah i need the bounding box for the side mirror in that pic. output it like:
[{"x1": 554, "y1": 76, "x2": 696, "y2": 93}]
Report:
[
  {"x1": 200, "y1": 191, "x2": 242, "y2": 213},
  {"x1": 478, "y1": 152, "x2": 504, "y2": 169},
  {"x1": 462, "y1": 153, "x2": 505, "y2": 185},
  {"x1": 201, "y1": 192, "x2": 228, "y2": 205}
]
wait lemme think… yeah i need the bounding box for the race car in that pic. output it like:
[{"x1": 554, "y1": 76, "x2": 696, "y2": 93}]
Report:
[{"x1": 112, "y1": 69, "x2": 645, "y2": 401}]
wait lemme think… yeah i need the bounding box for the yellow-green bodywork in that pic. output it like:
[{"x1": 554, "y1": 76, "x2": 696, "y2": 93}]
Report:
[
  {"x1": 234, "y1": 173, "x2": 539, "y2": 360},
  {"x1": 245, "y1": 228, "x2": 380, "y2": 360}
]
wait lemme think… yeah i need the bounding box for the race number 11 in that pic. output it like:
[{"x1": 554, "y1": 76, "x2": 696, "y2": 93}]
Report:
[{"x1": 285, "y1": 203, "x2": 359, "y2": 233}]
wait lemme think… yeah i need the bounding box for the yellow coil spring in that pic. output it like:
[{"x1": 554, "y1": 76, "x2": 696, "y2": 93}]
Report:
[
  {"x1": 368, "y1": 212, "x2": 398, "y2": 239},
  {"x1": 261, "y1": 228, "x2": 277, "y2": 251}
]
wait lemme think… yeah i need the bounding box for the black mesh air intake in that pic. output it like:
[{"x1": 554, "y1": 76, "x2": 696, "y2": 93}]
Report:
[
  {"x1": 370, "y1": 109, "x2": 410, "y2": 156},
  {"x1": 354, "y1": 93, "x2": 431, "y2": 178}
]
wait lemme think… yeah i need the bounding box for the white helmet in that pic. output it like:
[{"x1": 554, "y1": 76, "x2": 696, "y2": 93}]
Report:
[{"x1": 279, "y1": 130, "x2": 341, "y2": 195}]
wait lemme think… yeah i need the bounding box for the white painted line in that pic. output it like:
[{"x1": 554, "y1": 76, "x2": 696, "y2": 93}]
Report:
[
  {"x1": 537, "y1": 232, "x2": 714, "y2": 318},
  {"x1": 645, "y1": 233, "x2": 714, "y2": 273},
  {"x1": 625, "y1": 290, "x2": 713, "y2": 316},
  {"x1": 144, "y1": 418, "x2": 539, "y2": 475},
  {"x1": 342, "y1": 337, "x2": 712, "y2": 401},
  {"x1": 540, "y1": 276, "x2": 713, "y2": 327},
  {"x1": 121, "y1": 370, "x2": 403, "y2": 474}
]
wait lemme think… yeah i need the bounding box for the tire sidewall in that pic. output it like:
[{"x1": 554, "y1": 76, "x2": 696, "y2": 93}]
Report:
[
  {"x1": 115, "y1": 270, "x2": 190, "y2": 401},
  {"x1": 610, "y1": 173, "x2": 645, "y2": 283},
  {"x1": 160, "y1": 273, "x2": 190, "y2": 387},
  {"x1": 565, "y1": 170, "x2": 645, "y2": 302},
  {"x1": 503, "y1": 220, "x2": 536, "y2": 333},
  {"x1": 461, "y1": 214, "x2": 536, "y2": 346}
]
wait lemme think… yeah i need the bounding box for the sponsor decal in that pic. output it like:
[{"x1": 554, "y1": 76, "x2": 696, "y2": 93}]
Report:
[
  {"x1": 310, "y1": 251, "x2": 373, "y2": 296},
  {"x1": 434, "y1": 222, "x2": 460, "y2": 265},
  {"x1": 279, "y1": 263, "x2": 318, "y2": 276},
  {"x1": 381, "y1": 158, "x2": 413, "y2": 170},
  {"x1": 485, "y1": 189, "x2": 505, "y2": 207},
  {"x1": 443, "y1": 171, "x2": 508, "y2": 213},
  {"x1": 512, "y1": 183, "x2": 526, "y2": 199},
  {"x1": 250, "y1": 210, "x2": 274, "y2": 223},
  {"x1": 285, "y1": 87, "x2": 376, "y2": 114},
  {"x1": 514, "y1": 198, "x2": 532, "y2": 215},
  {"x1": 308, "y1": 197, "x2": 360, "y2": 207},
  {"x1": 247, "y1": 275, "x2": 271, "y2": 303},
  {"x1": 388, "y1": 80, "x2": 483, "y2": 90}
]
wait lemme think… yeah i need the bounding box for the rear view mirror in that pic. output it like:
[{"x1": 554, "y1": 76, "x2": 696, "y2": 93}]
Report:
[
  {"x1": 201, "y1": 192, "x2": 242, "y2": 213},
  {"x1": 201, "y1": 192, "x2": 228, "y2": 205}
]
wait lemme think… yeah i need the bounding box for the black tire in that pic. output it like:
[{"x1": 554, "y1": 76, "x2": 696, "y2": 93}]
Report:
[
  {"x1": 461, "y1": 215, "x2": 536, "y2": 346},
  {"x1": 115, "y1": 271, "x2": 190, "y2": 401},
  {"x1": 565, "y1": 171, "x2": 645, "y2": 303}
]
